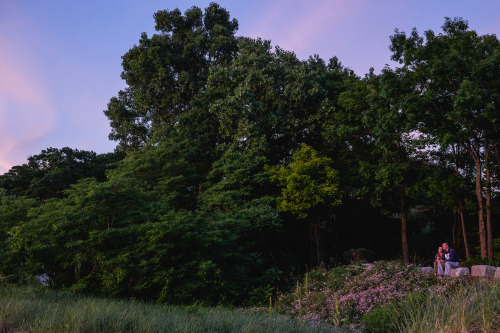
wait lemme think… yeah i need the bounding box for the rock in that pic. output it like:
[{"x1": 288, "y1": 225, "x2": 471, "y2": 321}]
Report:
[
  {"x1": 36, "y1": 274, "x2": 49, "y2": 285},
  {"x1": 451, "y1": 267, "x2": 470, "y2": 277},
  {"x1": 495, "y1": 267, "x2": 500, "y2": 279},
  {"x1": 420, "y1": 267, "x2": 434, "y2": 275},
  {"x1": 362, "y1": 263, "x2": 374, "y2": 270},
  {"x1": 471, "y1": 265, "x2": 496, "y2": 278}
]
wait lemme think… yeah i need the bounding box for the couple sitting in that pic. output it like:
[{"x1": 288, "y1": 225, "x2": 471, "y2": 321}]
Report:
[{"x1": 434, "y1": 243, "x2": 460, "y2": 276}]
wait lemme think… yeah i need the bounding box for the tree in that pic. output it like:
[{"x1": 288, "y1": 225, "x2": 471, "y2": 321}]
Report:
[
  {"x1": 268, "y1": 144, "x2": 341, "y2": 265},
  {"x1": 0, "y1": 147, "x2": 121, "y2": 200},
  {"x1": 361, "y1": 68, "x2": 421, "y2": 264},
  {"x1": 104, "y1": 3, "x2": 238, "y2": 150},
  {"x1": 6, "y1": 175, "x2": 153, "y2": 289},
  {"x1": 206, "y1": 38, "x2": 340, "y2": 164},
  {"x1": 0, "y1": 189, "x2": 38, "y2": 278},
  {"x1": 321, "y1": 68, "x2": 378, "y2": 200}
]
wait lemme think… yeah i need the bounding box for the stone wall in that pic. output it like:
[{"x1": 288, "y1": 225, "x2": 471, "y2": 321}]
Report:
[{"x1": 421, "y1": 264, "x2": 500, "y2": 278}]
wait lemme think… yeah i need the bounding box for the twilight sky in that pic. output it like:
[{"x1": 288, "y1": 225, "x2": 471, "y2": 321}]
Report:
[{"x1": 1, "y1": 0, "x2": 500, "y2": 174}]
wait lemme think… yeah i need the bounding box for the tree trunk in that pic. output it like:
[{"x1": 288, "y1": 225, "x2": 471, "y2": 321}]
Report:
[
  {"x1": 452, "y1": 212, "x2": 457, "y2": 249},
  {"x1": 484, "y1": 144, "x2": 493, "y2": 260},
  {"x1": 309, "y1": 221, "x2": 315, "y2": 267},
  {"x1": 452, "y1": 144, "x2": 470, "y2": 259},
  {"x1": 474, "y1": 157, "x2": 487, "y2": 258},
  {"x1": 400, "y1": 192, "x2": 409, "y2": 264},
  {"x1": 466, "y1": 142, "x2": 487, "y2": 258},
  {"x1": 458, "y1": 200, "x2": 470, "y2": 260},
  {"x1": 495, "y1": 145, "x2": 500, "y2": 173},
  {"x1": 313, "y1": 223, "x2": 321, "y2": 266}
]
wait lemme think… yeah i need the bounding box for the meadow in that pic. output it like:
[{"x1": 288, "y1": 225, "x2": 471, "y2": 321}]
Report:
[
  {"x1": 0, "y1": 284, "x2": 341, "y2": 333},
  {"x1": 1, "y1": 262, "x2": 499, "y2": 332}
]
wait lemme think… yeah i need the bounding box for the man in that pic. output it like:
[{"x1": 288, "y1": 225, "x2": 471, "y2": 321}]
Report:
[{"x1": 438, "y1": 242, "x2": 459, "y2": 276}]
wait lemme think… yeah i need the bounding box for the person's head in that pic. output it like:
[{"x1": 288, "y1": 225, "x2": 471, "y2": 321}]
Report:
[
  {"x1": 442, "y1": 243, "x2": 449, "y2": 251},
  {"x1": 438, "y1": 246, "x2": 443, "y2": 253}
]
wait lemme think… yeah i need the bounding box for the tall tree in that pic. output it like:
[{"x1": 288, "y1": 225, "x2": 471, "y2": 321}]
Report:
[
  {"x1": 104, "y1": 3, "x2": 238, "y2": 150},
  {"x1": 362, "y1": 68, "x2": 420, "y2": 264}
]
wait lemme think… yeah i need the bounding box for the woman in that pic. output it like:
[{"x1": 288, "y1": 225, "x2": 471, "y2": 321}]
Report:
[{"x1": 434, "y1": 246, "x2": 445, "y2": 276}]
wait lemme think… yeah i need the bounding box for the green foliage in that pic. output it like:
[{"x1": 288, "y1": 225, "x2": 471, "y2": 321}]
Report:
[
  {"x1": 0, "y1": 147, "x2": 121, "y2": 200},
  {"x1": 1, "y1": 163, "x2": 283, "y2": 305},
  {"x1": 206, "y1": 38, "x2": 335, "y2": 162},
  {"x1": 461, "y1": 237, "x2": 500, "y2": 267},
  {"x1": 104, "y1": 3, "x2": 238, "y2": 149},
  {"x1": 268, "y1": 144, "x2": 341, "y2": 219}
]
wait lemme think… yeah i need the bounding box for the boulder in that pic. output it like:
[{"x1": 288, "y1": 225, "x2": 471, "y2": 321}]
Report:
[
  {"x1": 495, "y1": 267, "x2": 500, "y2": 279},
  {"x1": 36, "y1": 274, "x2": 49, "y2": 285},
  {"x1": 420, "y1": 267, "x2": 434, "y2": 275},
  {"x1": 471, "y1": 265, "x2": 496, "y2": 278},
  {"x1": 451, "y1": 267, "x2": 470, "y2": 277}
]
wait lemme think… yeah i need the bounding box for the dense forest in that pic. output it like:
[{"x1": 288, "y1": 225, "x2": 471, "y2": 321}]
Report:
[{"x1": 1, "y1": 3, "x2": 499, "y2": 306}]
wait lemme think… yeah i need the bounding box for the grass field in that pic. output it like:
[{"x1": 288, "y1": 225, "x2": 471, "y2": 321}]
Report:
[
  {"x1": 1, "y1": 272, "x2": 498, "y2": 332},
  {"x1": 0, "y1": 284, "x2": 343, "y2": 333}
]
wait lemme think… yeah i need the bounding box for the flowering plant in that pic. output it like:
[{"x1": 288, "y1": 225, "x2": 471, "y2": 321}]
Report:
[{"x1": 278, "y1": 261, "x2": 439, "y2": 326}]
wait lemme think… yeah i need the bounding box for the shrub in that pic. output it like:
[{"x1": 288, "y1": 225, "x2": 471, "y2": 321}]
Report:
[
  {"x1": 461, "y1": 237, "x2": 500, "y2": 268},
  {"x1": 342, "y1": 248, "x2": 376, "y2": 264}
]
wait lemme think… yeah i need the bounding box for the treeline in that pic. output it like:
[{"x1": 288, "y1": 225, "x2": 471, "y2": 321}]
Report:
[{"x1": 1, "y1": 3, "x2": 499, "y2": 306}]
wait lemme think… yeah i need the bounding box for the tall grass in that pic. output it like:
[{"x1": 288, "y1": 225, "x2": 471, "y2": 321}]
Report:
[
  {"x1": 0, "y1": 285, "x2": 342, "y2": 333},
  {"x1": 362, "y1": 279, "x2": 500, "y2": 333}
]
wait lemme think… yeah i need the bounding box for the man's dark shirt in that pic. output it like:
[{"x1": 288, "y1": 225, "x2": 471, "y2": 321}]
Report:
[{"x1": 444, "y1": 248, "x2": 459, "y2": 262}]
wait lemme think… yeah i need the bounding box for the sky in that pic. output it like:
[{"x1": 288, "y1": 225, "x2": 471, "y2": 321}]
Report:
[{"x1": 1, "y1": 0, "x2": 500, "y2": 174}]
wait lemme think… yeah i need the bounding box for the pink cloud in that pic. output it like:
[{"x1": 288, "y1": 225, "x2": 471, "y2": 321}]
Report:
[
  {"x1": 244, "y1": 0, "x2": 366, "y2": 58},
  {"x1": 280, "y1": 1, "x2": 360, "y2": 54},
  {"x1": 0, "y1": 35, "x2": 56, "y2": 174}
]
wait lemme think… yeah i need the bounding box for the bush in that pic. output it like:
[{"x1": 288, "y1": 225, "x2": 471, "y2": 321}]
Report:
[
  {"x1": 342, "y1": 248, "x2": 376, "y2": 264},
  {"x1": 461, "y1": 237, "x2": 500, "y2": 268},
  {"x1": 461, "y1": 255, "x2": 500, "y2": 269}
]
